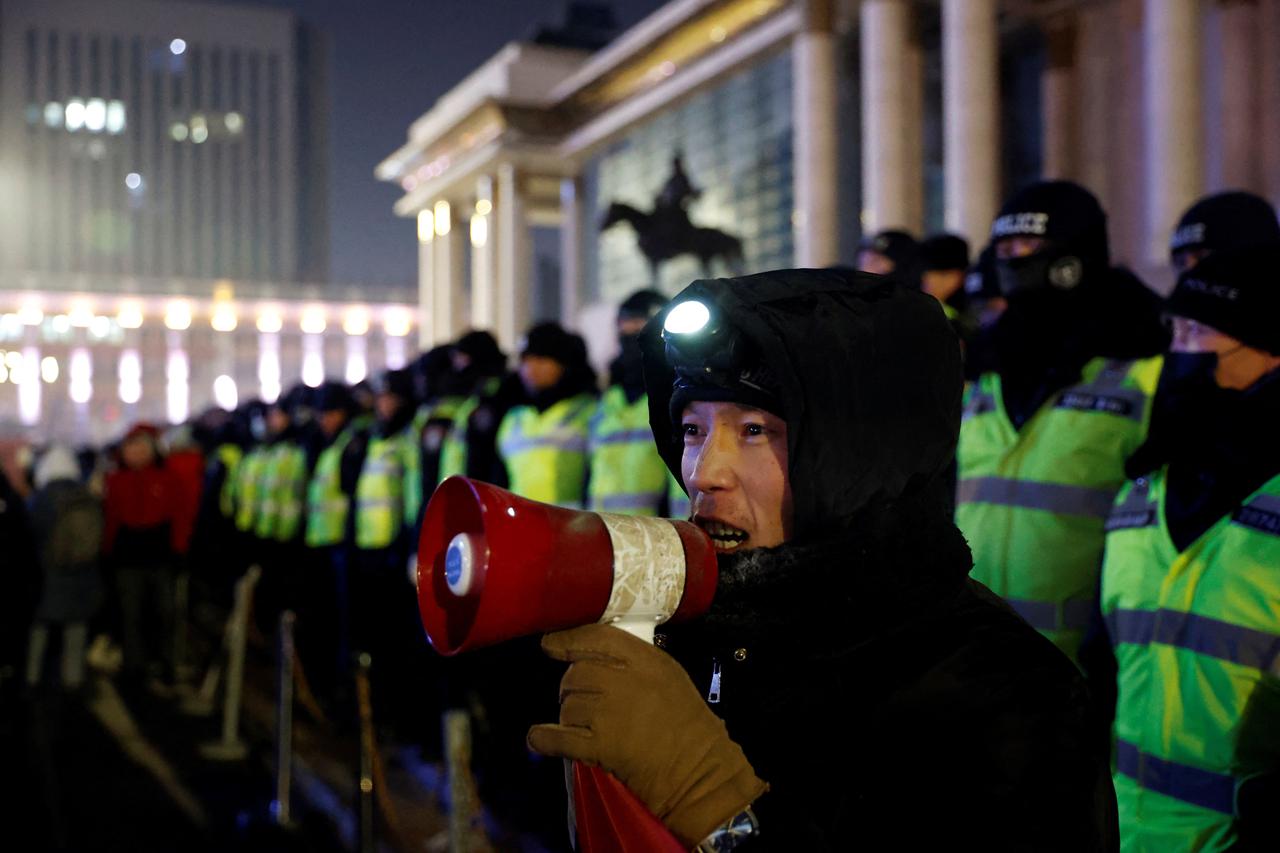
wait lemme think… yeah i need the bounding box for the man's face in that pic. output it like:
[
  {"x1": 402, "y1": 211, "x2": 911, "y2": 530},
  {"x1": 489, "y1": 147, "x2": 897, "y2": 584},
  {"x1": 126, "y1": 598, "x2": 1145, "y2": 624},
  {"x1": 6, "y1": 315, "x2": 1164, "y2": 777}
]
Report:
[
  {"x1": 266, "y1": 407, "x2": 289, "y2": 436},
  {"x1": 121, "y1": 435, "x2": 155, "y2": 469},
  {"x1": 375, "y1": 392, "x2": 403, "y2": 422},
  {"x1": 680, "y1": 400, "x2": 793, "y2": 553},
  {"x1": 617, "y1": 316, "x2": 648, "y2": 339},
  {"x1": 519, "y1": 355, "x2": 564, "y2": 394},
  {"x1": 319, "y1": 409, "x2": 347, "y2": 438},
  {"x1": 922, "y1": 270, "x2": 965, "y2": 302},
  {"x1": 856, "y1": 250, "x2": 895, "y2": 276},
  {"x1": 1170, "y1": 316, "x2": 1280, "y2": 390}
]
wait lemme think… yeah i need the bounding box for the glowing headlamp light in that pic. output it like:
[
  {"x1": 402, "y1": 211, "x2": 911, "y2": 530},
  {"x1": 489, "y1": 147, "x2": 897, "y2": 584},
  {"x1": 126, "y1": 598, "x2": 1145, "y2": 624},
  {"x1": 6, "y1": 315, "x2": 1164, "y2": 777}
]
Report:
[
  {"x1": 662, "y1": 299, "x2": 744, "y2": 379},
  {"x1": 664, "y1": 300, "x2": 711, "y2": 335}
]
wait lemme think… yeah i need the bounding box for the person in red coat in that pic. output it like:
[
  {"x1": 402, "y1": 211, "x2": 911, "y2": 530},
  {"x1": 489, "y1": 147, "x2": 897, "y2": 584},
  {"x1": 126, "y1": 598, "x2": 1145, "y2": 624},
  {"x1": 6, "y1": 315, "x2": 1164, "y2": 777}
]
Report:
[{"x1": 103, "y1": 423, "x2": 182, "y2": 683}]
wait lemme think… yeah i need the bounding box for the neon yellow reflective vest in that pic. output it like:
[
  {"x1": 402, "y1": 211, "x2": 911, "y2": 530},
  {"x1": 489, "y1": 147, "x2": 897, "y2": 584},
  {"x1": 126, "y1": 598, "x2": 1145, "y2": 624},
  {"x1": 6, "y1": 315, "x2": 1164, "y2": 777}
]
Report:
[
  {"x1": 255, "y1": 442, "x2": 308, "y2": 542},
  {"x1": 305, "y1": 425, "x2": 359, "y2": 548},
  {"x1": 668, "y1": 473, "x2": 691, "y2": 520},
  {"x1": 234, "y1": 446, "x2": 270, "y2": 533},
  {"x1": 587, "y1": 387, "x2": 668, "y2": 516},
  {"x1": 1101, "y1": 470, "x2": 1280, "y2": 853},
  {"x1": 215, "y1": 444, "x2": 243, "y2": 519},
  {"x1": 412, "y1": 395, "x2": 464, "y2": 506},
  {"x1": 497, "y1": 393, "x2": 595, "y2": 509},
  {"x1": 956, "y1": 356, "x2": 1161, "y2": 663},
  {"x1": 354, "y1": 423, "x2": 418, "y2": 550},
  {"x1": 439, "y1": 378, "x2": 502, "y2": 481}
]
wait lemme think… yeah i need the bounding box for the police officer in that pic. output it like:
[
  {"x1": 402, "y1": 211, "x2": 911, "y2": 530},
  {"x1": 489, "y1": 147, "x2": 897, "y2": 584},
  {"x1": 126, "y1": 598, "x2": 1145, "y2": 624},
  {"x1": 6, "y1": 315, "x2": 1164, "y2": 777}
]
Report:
[
  {"x1": 409, "y1": 346, "x2": 465, "y2": 508},
  {"x1": 587, "y1": 289, "x2": 674, "y2": 516},
  {"x1": 1100, "y1": 245, "x2": 1280, "y2": 852},
  {"x1": 301, "y1": 382, "x2": 367, "y2": 706},
  {"x1": 496, "y1": 322, "x2": 597, "y2": 508},
  {"x1": 1168, "y1": 190, "x2": 1280, "y2": 275},
  {"x1": 920, "y1": 233, "x2": 970, "y2": 317},
  {"x1": 437, "y1": 330, "x2": 513, "y2": 484},
  {"x1": 350, "y1": 368, "x2": 428, "y2": 734},
  {"x1": 856, "y1": 229, "x2": 923, "y2": 289},
  {"x1": 956, "y1": 180, "x2": 1168, "y2": 665}
]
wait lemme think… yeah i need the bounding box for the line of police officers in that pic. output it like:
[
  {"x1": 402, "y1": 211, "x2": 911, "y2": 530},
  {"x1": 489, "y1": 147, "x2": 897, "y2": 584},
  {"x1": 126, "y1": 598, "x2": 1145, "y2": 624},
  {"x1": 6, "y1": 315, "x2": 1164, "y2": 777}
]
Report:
[{"x1": 196, "y1": 181, "x2": 1277, "y2": 852}]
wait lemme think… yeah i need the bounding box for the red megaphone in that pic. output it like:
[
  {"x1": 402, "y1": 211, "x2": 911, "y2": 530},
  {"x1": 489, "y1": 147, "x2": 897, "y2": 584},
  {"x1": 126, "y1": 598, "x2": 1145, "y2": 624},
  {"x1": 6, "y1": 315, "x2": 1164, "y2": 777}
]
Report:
[{"x1": 417, "y1": 476, "x2": 718, "y2": 852}]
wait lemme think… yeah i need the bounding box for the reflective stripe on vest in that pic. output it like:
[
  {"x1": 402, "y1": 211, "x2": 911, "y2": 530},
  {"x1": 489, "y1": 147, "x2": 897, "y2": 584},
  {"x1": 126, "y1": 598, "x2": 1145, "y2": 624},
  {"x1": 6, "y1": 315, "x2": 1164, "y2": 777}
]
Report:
[
  {"x1": 957, "y1": 476, "x2": 1116, "y2": 519},
  {"x1": 1101, "y1": 470, "x2": 1280, "y2": 850},
  {"x1": 498, "y1": 395, "x2": 594, "y2": 508},
  {"x1": 587, "y1": 388, "x2": 667, "y2": 517},
  {"x1": 956, "y1": 356, "x2": 1160, "y2": 664}
]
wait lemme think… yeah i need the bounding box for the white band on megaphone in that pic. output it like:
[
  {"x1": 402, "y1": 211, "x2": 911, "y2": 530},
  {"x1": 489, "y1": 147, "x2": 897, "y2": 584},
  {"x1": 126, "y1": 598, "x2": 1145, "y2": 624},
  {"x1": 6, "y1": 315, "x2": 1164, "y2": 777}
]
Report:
[{"x1": 597, "y1": 514, "x2": 687, "y2": 644}]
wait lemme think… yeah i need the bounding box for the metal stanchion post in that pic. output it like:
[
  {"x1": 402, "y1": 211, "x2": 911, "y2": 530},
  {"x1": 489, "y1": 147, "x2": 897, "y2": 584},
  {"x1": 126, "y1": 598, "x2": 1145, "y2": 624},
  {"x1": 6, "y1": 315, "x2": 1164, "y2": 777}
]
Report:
[
  {"x1": 273, "y1": 610, "x2": 296, "y2": 827},
  {"x1": 444, "y1": 709, "x2": 491, "y2": 853},
  {"x1": 172, "y1": 569, "x2": 191, "y2": 683},
  {"x1": 355, "y1": 652, "x2": 375, "y2": 853},
  {"x1": 200, "y1": 566, "x2": 260, "y2": 761}
]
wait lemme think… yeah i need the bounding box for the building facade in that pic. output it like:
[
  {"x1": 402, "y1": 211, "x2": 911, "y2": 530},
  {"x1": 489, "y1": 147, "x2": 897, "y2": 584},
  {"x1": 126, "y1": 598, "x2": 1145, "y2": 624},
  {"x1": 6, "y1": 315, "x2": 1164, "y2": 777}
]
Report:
[{"x1": 379, "y1": 0, "x2": 1280, "y2": 368}]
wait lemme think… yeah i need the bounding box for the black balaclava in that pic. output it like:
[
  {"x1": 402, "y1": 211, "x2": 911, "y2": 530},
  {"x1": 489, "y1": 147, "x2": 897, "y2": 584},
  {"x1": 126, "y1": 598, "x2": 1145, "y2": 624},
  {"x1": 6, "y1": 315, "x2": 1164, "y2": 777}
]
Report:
[
  {"x1": 453, "y1": 330, "x2": 507, "y2": 394},
  {"x1": 610, "y1": 289, "x2": 668, "y2": 403},
  {"x1": 412, "y1": 345, "x2": 457, "y2": 403},
  {"x1": 986, "y1": 181, "x2": 1167, "y2": 426},
  {"x1": 642, "y1": 269, "x2": 972, "y2": 645},
  {"x1": 372, "y1": 367, "x2": 417, "y2": 436},
  {"x1": 1169, "y1": 191, "x2": 1280, "y2": 261},
  {"x1": 520, "y1": 322, "x2": 598, "y2": 412}
]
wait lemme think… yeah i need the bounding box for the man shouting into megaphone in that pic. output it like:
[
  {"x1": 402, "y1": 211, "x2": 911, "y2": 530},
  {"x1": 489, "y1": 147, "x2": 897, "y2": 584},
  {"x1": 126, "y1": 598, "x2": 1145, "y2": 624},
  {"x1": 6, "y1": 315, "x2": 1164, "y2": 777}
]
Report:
[{"x1": 527, "y1": 269, "x2": 1118, "y2": 851}]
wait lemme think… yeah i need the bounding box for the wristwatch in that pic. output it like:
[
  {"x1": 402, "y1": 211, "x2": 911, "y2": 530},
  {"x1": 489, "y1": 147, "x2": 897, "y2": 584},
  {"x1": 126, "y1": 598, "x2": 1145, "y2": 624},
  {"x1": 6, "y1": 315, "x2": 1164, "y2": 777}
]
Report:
[{"x1": 695, "y1": 807, "x2": 760, "y2": 852}]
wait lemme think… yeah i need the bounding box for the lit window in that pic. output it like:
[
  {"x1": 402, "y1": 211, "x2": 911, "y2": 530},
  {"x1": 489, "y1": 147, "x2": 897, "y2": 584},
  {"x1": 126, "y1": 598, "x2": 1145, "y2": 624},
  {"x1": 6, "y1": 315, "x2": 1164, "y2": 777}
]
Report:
[
  {"x1": 170, "y1": 38, "x2": 187, "y2": 56},
  {"x1": 345, "y1": 336, "x2": 367, "y2": 384},
  {"x1": 170, "y1": 122, "x2": 189, "y2": 142},
  {"x1": 256, "y1": 310, "x2": 283, "y2": 334},
  {"x1": 470, "y1": 213, "x2": 487, "y2": 248},
  {"x1": 19, "y1": 347, "x2": 40, "y2": 425},
  {"x1": 417, "y1": 209, "x2": 433, "y2": 243},
  {"x1": 106, "y1": 100, "x2": 126, "y2": 134},
  {"x1": 386, "y1": 336, "x2": 407, "y2": 370},
  {"x1": 90, "y1": 315, "x2": 112, "y2": 339},
  {"x1": 191, "y1": 115, "x2": 208, "y2": 144},
  {"x1": 69, "y1": 348, "x2": 92, "y2": 403},
  {"x1": 211, "y1": 304, "x2": 237, "y2": 332},
  {"x1": 44, "y1": 101, "x2": 63, "y2": 128},
  {"x1": 213, "y1": 375, "x2": 238, "y2": 411},
  {"x1": 475, "y1": 198, "x2": 492, "y2": 216},
  {"x1": 18, "y1": 304, "x2": 43, "y2": 326},
  {"x1": 65, "y1": 99, "x2": 86, "y2": 131},
  {"x1": 225, "y1": 111, "x2": 244, "y2": 134},
  {"x1": 384, "y1": 308, "x2": 412, "y2": 338},
  {"x1": 300, "y1": 307, "x2": 326, "y2": 335},
  {"x1": 85, "y1": 98, "x2": 106, "y2": 133},
  {"x1": 167, "y1": 349, "x2": 189, "y2": 424},
  {"x1": 5, "y1": 351, "x2": 22, "y2": 371},
  {"x1": 165, "y1": 301, "x2": 192, "y2": 330},
  {"x1": 50, "y1": 314, "x2": 71, "y2": 334},
  {"x1": 117, "y1": 302, "x2": 144, "y2": 329},
  {"x1": 259, "y1": 335, "x2": 281, "y2": 403},
  {"x1": 40, "y1": 356, "x2": 59, "y2": 384},
  {"x1": 118, "y1": 349, "x2": 142, "y2": 404},
  {"x1": 302, "y1": 334, "x2": 324, "y2": 388},
  {"x1": 125, "y1": 172, "x2": 143, "y2": 191},
  {"x1": 342, "y1": 309, "x2": 370, "y2": 336}
]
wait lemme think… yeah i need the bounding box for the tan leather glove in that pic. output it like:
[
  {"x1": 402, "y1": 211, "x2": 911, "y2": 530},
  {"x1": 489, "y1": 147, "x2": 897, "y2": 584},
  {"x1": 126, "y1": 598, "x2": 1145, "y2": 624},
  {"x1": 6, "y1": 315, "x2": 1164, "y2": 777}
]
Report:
[{"x1": 527, "y1": 624, "x2": 767, "y2": 847}]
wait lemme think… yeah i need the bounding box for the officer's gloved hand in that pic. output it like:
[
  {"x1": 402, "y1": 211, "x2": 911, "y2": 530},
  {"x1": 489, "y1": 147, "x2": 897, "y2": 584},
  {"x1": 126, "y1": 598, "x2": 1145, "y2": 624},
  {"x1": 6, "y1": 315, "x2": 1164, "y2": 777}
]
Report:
[{"x1": 527, "y1": 624, "x2": 767, "y2": 847}]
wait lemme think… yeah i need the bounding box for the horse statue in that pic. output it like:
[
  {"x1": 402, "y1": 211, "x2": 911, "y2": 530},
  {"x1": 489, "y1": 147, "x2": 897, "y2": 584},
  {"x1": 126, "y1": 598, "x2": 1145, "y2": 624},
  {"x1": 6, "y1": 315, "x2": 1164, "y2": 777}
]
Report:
[{"x1": 599, "y1": 153, "x2": 744, "y2": 283}]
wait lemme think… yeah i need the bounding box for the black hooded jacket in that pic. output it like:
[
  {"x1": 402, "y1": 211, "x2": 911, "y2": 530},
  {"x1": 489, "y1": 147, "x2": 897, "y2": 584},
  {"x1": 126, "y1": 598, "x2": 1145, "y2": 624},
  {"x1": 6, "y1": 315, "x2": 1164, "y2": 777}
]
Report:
[{"x1": 641, "y1": 270, "x2": 1118, "y2": 851}]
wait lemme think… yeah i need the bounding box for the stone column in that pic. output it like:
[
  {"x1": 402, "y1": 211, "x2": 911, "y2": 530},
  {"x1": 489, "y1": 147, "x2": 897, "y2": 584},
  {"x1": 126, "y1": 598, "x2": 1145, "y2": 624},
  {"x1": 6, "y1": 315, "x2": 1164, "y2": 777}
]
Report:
[
  {"x1": 559, "y1": 176, "x2": 585, "y2": 329},
  {"x1": 860, "y1": 0, "x2": 921, "y2": 233},
  {"x1": 470, "y1": 175, "x2": 496, "y2": 333},
  {"x1": 942, "y1": 0, "x2": 1000, "y2": 245},
  {"x1": 416, "y1": 207, "x2": 434, "y2": 349},
  {"x1": 432, "y1": 199, "x2": 467, "y2": 344},
  {"x1": 495, "y1": 162, "x2": 531, "y2": 354},
  {"x1": 1040, "y1": 15, "x2": 1080, "y2": 182},
  {"x1": 792, "y1": 0, "x2": 839, "y2": 266},
  {"x1": 1143, "y1": 0, "x2": 1203, "y2": 263},
  {"x1": 1216, "y1": 0, "x2": 1261, "y2": 189}
]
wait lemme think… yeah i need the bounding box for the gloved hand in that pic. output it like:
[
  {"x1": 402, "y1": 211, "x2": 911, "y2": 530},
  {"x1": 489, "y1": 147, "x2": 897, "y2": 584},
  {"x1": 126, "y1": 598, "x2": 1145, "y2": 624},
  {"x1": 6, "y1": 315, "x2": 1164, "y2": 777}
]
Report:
[{"x1": 527, "y1": 624, "x2": 767, "y2": 847}]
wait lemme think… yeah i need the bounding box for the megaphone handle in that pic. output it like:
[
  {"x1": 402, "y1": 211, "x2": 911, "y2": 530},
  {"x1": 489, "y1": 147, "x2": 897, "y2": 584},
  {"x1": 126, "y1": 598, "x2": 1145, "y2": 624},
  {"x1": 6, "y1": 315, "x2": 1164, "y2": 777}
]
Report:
[{"x1": 573, "y1": 762, "x2": 685, "y2": 853}]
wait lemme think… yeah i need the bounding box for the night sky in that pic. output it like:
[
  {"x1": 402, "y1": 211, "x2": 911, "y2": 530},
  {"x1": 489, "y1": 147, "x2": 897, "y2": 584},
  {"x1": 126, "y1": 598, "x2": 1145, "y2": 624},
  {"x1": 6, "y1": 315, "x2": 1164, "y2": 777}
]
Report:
[{"x1": 207, "y1": 0, "x2": 668, "y2": 287}]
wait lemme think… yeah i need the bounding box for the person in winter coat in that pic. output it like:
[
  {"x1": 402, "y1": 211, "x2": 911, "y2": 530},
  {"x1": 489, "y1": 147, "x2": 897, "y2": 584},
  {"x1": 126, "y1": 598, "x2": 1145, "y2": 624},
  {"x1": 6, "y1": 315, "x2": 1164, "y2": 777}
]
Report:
[
  {"x1": 103, "y1": 423, "x2": 182, "y2": 682},
  {"x1": 956, "y1": 181, "x2": 1170, "y2": 667},
  {"x1": 25, "y1": 446, "x2": 104, "y2": 691},
  {"x1": 0, "y1": 439, "x2": 39, "y2": 695},
  {"x1": 527, "y1": 269, "x2": 1119, "y2": 851}
]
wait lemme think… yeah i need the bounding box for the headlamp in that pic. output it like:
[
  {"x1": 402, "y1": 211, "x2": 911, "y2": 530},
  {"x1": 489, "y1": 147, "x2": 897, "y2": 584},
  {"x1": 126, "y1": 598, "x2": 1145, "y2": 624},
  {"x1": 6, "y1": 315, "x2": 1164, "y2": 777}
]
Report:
[{"x1": 662, "y1": 299, "x2": 745, "y2": 381}]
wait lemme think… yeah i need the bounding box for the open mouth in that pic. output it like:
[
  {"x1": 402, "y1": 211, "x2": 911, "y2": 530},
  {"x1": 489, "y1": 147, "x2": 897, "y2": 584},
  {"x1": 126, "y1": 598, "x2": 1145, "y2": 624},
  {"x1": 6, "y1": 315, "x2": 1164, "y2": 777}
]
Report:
[{"x1": 696, "y1": 518, "x2": 750, "y2": 552}]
